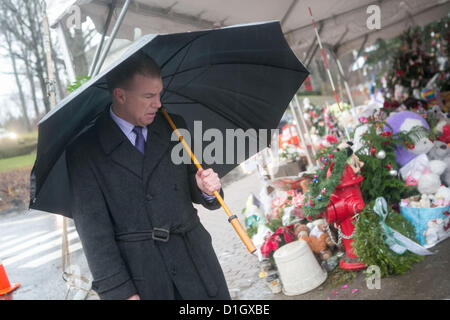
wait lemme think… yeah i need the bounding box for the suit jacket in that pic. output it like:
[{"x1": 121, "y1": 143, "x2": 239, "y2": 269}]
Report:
[{"x1": 66, "y1": 108, "x2": 230, "y2": 300}]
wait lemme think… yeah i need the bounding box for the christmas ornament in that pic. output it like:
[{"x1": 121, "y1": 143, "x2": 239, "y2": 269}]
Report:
[
  {"x1": 376, "y1": 150, "x2": 386, "y2": 159},
  {"x1": 389, "y1": 169, "x2": 398, "y2": 176}
]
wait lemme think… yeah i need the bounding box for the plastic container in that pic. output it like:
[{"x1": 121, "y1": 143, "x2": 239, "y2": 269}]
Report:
[{"x1": 273, "y1": 240, "x2": 327, "y2": 296}]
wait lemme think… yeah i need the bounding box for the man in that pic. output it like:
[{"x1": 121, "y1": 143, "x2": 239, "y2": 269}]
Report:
[{"x1": 66, "y1": 51, "x2": 231, "y2": 300}]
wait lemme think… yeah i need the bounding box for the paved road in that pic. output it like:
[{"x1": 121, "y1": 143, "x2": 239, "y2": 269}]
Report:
[{"x1": 1, "y1": 171, "x2": 449, "y2": 300}]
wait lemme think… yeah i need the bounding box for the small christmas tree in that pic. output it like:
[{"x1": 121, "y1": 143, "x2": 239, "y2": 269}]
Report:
[
  {"x1": 354, "y1": 116, "x2": 422, "y2": 205},
  {"x1": 387, "y1": 29, "x2": 439, "y2": 95}
]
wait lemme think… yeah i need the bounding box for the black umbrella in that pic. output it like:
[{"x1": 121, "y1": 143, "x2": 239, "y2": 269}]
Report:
[{"x1": 29, "y1": 21, "x2": 309, "y2": 219}]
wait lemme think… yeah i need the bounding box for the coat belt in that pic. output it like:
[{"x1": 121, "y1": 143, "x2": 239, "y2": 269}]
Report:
[
  {"x1": 114, "y1": 215, "x2": 201, "y2": 242},
  {"x1": 114, "y1": 215, "x2": 219, "y2": 297}
]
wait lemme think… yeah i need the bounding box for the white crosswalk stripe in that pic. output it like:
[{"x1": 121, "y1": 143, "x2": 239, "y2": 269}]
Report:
[
  {"x1": 20, "y1": 241, "x2": 84, "y2": 269},
  {"x1": 0, "y1": 227, "x2": 75, "y2": 259},
  {"x1": 0, "y1": 231, "x2": 47, "y2": 251},
  {"x1": 3, "y1": 231, "x2": 79, "y2": 266}
]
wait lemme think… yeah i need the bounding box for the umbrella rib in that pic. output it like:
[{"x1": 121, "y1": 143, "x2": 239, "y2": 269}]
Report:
[
  {"x1": 162, "y1": 61, "x2": 307, "y2": 80},
  {"x1": 162, "y1": 36, "x2": 197, "y2": 101},
  {"x1": 163, "y1": 87, "x2": 252, "y2": 129},
  {"x1": 159, "y1": 32, "x2": 210, "y2": 71}
]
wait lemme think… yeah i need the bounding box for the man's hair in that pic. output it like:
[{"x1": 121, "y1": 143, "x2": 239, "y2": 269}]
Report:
[{"x1": 105, "y1": 50, "x2": 161, "y2": 92}]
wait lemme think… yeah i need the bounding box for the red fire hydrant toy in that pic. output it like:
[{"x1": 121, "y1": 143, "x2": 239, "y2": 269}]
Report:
[{"x1": 323, "y1": 164, "x2": 366, "y2": 270}]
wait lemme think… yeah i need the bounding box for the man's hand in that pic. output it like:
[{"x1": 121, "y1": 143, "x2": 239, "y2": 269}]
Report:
[
  {"x1": 126, "y1": 294, "x2": 141, "y2": 300},
  {"x1": 195, "y1": 168, "x2": 221, "y2": 196}
]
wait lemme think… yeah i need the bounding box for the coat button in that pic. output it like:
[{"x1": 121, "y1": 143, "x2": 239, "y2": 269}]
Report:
[
  {"x1": 171, "y1": 267, "x2": 177, "y2": 276},
  {"x1": 146, "y1": 194, "x2": 153, "y2": 201}
]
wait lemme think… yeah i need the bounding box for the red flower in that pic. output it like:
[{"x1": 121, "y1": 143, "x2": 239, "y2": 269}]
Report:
[
  {"x1": 380, "y1": 131, "x2": 392, "y2": 137},
  {"x1": 260, "y1": 236, "x2": 279, "y2": 258},
  {"x1": 326, "y1": 135, "x2": 338, "y2": 144}
]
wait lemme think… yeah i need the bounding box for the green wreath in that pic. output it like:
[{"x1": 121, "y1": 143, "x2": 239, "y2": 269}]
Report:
[
  {"x1": 353, "y1": 202, "x2": 424, "y2": 277},
  {"x1": 303, "y1": 148, "x2": 350, "y2": 218}
]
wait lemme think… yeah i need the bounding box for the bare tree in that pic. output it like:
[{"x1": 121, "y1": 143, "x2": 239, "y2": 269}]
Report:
[
  {"x1": 0, "y1": 0, "x2": 52, "y2": 113},
  {"x1": 58, "y1": 17, "x2": 97, "y2": 78},
  {"x1": 1, "y1": 28, "x2": 32, "y2": 132}
]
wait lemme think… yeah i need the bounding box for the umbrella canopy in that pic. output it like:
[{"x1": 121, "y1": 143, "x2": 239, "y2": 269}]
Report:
[{"x1": 29, "y1": 21, "x2": 309, "y2": 216}]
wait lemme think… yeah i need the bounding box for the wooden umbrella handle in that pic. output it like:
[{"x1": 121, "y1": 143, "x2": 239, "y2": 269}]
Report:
[{"x1": 160, "y1": 108, "x2": 257, "y2": 254}]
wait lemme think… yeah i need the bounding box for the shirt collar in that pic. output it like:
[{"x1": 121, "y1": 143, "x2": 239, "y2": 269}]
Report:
[{"x1": 109, "y1": 105, "x2": 135, "y2": 136}]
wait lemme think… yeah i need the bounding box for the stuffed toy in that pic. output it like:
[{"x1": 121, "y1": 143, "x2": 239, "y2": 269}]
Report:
[
  {"x1": 385, "y1": 111, "x2": 449, "y2": 194},
  {"x1": 384, "y1": 111, "x2": 431, "y2": 166},
  {"x1": 299, "y1": 177, "x2": 313, "y2": 193},
  {"x1": 428, "y1": 140, "x2": 450, "y2": 187},
  {"x1": 417, "y1": 160, "x2": 447, "y2": 195},
  {"x1": 294, "y1": 223, "x2": 334, "y2": 260},
  {"x1": 424, "y1": 217, "x2": 450, "y2": 246},
  {"x1": 434, "y1": 186, "x2": 450, "y2": 206}
]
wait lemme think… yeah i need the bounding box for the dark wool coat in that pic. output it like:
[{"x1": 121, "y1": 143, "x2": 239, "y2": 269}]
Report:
[{"x1": 66, "y1": 108, "x2": 230, "y2": 300}]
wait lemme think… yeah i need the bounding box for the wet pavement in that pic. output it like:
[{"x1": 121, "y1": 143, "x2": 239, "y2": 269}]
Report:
[{"x1": 1, "y1": 171, "x2": 449, "y2": 300}]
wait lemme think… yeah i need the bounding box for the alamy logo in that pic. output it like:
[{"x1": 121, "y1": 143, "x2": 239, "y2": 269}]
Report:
[
  {"x1": 366, "y1": 265, "x2": 381, "y2": 289},
  {"x1": 170, "y1": 121, "x2": 278, "y2": 166},
  {"x1": 366, "y1": 5, "x2": 381, "y2": 30},
  {"x1": 65, "y1": 5, "x2": 82, "y2": 29}
]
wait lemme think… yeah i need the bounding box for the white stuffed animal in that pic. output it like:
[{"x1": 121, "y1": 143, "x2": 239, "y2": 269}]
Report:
[
  {"x1": 428, "y1": 140, "x2": 450, "y2": 187},
  {"x1": 434, "y1": 186, "x2": 450, "y2": 206},
  {"x1": 416, "y1": 153, "x2": 447, "y2": 195},
  {"x1": 419, "y1": 194, "x2": 431, "y2": 208},
  {"x1": 424, "y1": 218, "x2": 450, "y2": 246}
]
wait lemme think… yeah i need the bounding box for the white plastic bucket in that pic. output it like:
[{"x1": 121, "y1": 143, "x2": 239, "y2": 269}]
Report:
[{"x1": 273, "y1": 240, "x2": 327, "y2": 296}]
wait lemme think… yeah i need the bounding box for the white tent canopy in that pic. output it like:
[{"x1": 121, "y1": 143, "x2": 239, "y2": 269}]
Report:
[{"x1": 53, "y1": 0, "x2": 449, "y2": 59}]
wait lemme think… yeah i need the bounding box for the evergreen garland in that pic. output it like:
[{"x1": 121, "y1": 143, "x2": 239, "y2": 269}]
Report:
[
  {"x1": 303, "y1": 148, "x2": 350, "y2": 218},
  {"x1": 353, "y1": 202, "x2": 424, "y2": 277}
]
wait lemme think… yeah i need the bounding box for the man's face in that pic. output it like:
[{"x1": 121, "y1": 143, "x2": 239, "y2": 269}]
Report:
[{"x1": 115, "y1": 73, "x2": 163, "y2": 126}]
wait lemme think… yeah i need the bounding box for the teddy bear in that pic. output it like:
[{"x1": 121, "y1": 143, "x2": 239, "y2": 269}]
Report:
[
  {"x1": 294, "y1": 223, "x2": 335, "y2": 260},
  {"x1": 424, "y1": 218, "x2": 450, "y2": 246},
  {"x1": 427, "y1": 140, "x2": 450, "y2": 187}
]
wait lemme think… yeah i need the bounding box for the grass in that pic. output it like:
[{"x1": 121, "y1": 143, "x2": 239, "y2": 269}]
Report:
[
  {"x1": 0, "y1": 130, "x2": 38, "y2": 161},
  {"x1": 0, "y1": 152, "x2": 36, "y2": 173}
]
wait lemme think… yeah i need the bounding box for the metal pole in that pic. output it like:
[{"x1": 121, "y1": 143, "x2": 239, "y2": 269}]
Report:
[
  {"x1": 333, "y1": 53, "x2": 357, "y2": 119},
  {"x1": 293, "y1": 94, "x2": 318, "y2": 162},
  {"x1": 92, "y1": 0, "x2": 131, "y2": 76},
  {"x1": 42, "y1": 15, "x2": 56, "y2": 107},
  {"x1": 289, "y1": 103, "x2": 314, "y2": 167},
  {"x1": 56, "y1": 22, "x2": 76, "y2": 83},
  {"x1": 88, "y1": 1, "x2": 116, "y2": 77}
]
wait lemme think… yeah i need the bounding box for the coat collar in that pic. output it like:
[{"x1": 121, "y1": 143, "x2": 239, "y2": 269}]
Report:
[{"x1": 96, "y1": 108, "x2": 171, "y2": 182}]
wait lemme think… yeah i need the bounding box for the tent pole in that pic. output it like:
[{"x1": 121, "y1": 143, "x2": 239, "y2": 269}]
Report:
[
  {"x1": 92, "y1": 0, "x2": 131, "y2": 76},
  {"x1": 289, "y1": 103, "x2": 314, "y2": 167},
  {"x1": 42, "y1": 15, "x2": 57, "y2": 108},
  {"x1": 330, "y1": 49, "x2": 357, "y2": 120},
  {"x1": 293, "y1": 94, "x2": 318, "y2": 163},
  {"x1": 56, "y1": 22, "x2": 76, "y2": 83},
  {"x1": 88, "y1": 0, "x2": 116, "y2": 77}
]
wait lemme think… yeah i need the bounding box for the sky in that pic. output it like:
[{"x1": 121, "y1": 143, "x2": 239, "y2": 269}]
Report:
[{"x1": 0, "y1": 0, "x2": 74, "y2": 126}]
